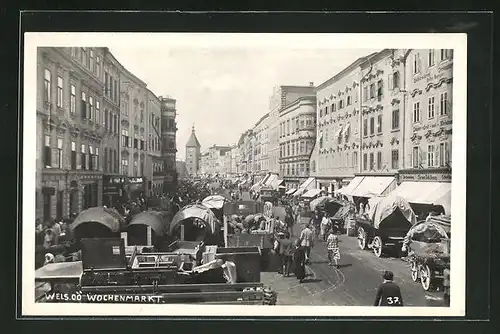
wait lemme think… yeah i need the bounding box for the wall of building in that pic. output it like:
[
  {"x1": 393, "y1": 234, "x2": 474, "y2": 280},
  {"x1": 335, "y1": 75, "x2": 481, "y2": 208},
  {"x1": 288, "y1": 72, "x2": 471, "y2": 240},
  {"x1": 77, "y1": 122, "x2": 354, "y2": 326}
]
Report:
[{"x1": 404, "y1": 49, "x2": 453, "y2": 171}]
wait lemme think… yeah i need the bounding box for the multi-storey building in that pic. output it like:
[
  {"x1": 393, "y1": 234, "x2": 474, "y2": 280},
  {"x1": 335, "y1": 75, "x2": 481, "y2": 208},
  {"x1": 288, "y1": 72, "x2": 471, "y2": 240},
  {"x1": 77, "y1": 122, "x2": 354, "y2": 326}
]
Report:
[
  {"x1": 251, "y1": 113, "x2": 269, "y2": 180},
  {"x1": 119, "y1": 66, "x2": 149, "y2": 199},
  {"x1": 268, "y1": 84, "x2": 316, "y2": 175},
  {"x1": 310, "y1": 55, "x2": 370, "y2": 194},
  {"x1": 176, "y1": 160, "x2": 189, "y2": 179},
  {"x1": 199, "y1": 151, "x2": 210, "y2": 176},
  {"x1": 185, "y1": 126, "x2": 201, "y2": 176},
  {"x1": 205, "y1": 145, "x2": 232, "y2": 176},
  {"x1": 278, "y1": 96, "x2": 317, "y2": 189},
  {"x1": 230, "y1": 145, "x2": 239, "y2": 175},
  {"x1": 392, "y1": 48, "x2": 453, "y2": 215},
  {"x1": 236, "y1": 129, "x2": 252, "y2": 174},
  {"x1": 159, "y1": 96, "x2": 178, "y2": 191},
  {"x1": 36, "y1": 47, "x2": 107, "y2": 221},
  {"x1": 146, "y1": 90, "x2": 163, "y2": 196}
]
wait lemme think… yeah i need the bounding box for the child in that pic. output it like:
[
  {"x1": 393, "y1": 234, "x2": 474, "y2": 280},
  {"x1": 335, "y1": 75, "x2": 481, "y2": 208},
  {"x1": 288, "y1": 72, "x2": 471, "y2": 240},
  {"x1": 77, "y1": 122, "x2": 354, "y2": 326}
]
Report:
[{"x1": 326, "y1": 230, "x2": 340, "y2": 268}]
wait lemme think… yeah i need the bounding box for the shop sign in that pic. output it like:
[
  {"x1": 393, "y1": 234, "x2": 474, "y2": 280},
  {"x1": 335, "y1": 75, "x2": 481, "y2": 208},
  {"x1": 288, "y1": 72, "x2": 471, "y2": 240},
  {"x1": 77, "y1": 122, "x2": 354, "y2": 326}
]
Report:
[
  {"x1": 400, "y1": 172, "x2": 451, "y2": 182},
  {"x1": 413, "y1": 119, "x2": 452, "y2": 132},
  {"x1": 129, "y1": 177, "x2": 144, "y2": 184},
  {"x1": 108, "y1": 177, "x2": 126, "y2": 184}
]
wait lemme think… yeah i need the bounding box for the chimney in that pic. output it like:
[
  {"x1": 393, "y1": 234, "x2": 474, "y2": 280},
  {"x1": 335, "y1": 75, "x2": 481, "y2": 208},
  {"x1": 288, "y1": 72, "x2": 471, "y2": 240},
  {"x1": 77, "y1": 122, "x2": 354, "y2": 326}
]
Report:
[{"x1": 309, "y1": 82, "x2": 314, "y2": 87}]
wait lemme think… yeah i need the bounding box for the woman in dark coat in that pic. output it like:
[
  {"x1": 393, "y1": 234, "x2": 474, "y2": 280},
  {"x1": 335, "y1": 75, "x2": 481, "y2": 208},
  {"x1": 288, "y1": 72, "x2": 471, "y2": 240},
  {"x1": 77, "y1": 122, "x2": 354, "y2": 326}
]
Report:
[{"x1": 293, "y1": 239, "x2": 306, "y2": 283}]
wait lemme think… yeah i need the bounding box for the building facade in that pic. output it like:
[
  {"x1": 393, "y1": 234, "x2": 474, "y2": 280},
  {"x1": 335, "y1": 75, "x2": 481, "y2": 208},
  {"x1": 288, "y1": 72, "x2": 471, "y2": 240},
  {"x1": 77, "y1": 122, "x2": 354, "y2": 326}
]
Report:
[
  {"x1": 268, "y1": 84, "x2": 316, "y2": 175},
  {"x1": 159, "y1": 96, "x2": 178, "y2": 191},
  {"x1": 37, "y1": 47, "x2": 107, "y2": 221},
  {"x1": 199, "y1": 151, "x2": 209, "y2": 176},
  {"x1": 311, "y1": 55, "x2": 371, "y2": 194},
  {"x1": 251, "y1": 113, "x2": 269, "y2": 178},
  {"x1": 146, "y1": 90, "x2": 163, "y2": 196},
  {"x1": 185, "y1": 126, "x2": 201, "y2": 176},
  {"x1": 278, "y1": 96, "x2": 317, "y2": 190}
]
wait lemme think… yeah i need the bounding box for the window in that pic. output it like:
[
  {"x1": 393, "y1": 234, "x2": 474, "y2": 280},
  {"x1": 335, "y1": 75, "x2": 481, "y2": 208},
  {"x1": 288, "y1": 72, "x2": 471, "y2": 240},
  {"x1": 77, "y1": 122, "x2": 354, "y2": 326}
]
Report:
[
  {"x1": 287, "y1": 143, "x2": 290, "y2": 155},
  {"x1": 428, "y1": 49, "x2": 435, "y2": 67},
  {"x1": 347, "y1": 96, "x2": 351, "y2": 106},
  {"x1": 412, "y1": 146, "x2": 419, "y2": 168},
  {"x1": 300, "y1": 119, "x2": 304, "y2": 129},
  {"x1": 324, "y1": 107, "x2": 328, "y2": 116},
  {"x1": 413, "y1": 101, "x2": 421, "y2": 123},
  {"x1": 90, "y1": 50, "x2": 94, "y2": 72},
  {"x1": 377, "y1": 115, "x2": 383, "y2": 134},
  {"x1": 114, "y1": 81, "x2": 118, "y2": 103},
  {"x1": 44, "y1": 69, "x2": 51, "y2": 103},
  {"x1": 56, "y1": 138, "x2": 63, "y2": 168},
  {"x1": 363, "y1": 153, "x2": 368, "y2": 171},
  {"x1": 427, "y1": 145, "x2": 436, "y2": 167},
  {"x1": 371, "y1": 151, "x2": 379, "y2": 171},
  {"x1": 96, "y1": 56, "x2": 101, "y2": 77},
  {"x1": 339, "y1": 99, "x2": 344, "y2": 109},
  {"x1": 377, "y1": 80, "x2": 383, "y2": 101},
  {"x1": 104, "y1": 109, "x2": 108, "y2": 129},
  {"x1": 121, "y1": 159, "x2": 129, "y2": 175},
  {"x1": 295, "y1": 118, "x2": 299, "y2": 130},
  {"x1": 105, "y1": 72, "x2": 109, "y2": 97},
  {"x1": 81, "y1": 91, "x2": 87, "y2": 119},
  {"x1": 82, "y1": 48, "x2": 88, "y2": 67},
  {"x1": 71, "y1": 141, "x2": 77, "y2": 169},
  {"x1": 388, "y1": 74, "x2": 394, "y2": 91},
  {"x1": 140, "y1": 110, "x2": 144, "y2": 123},
  {"x1": 95, "y1": 147, "x2": 99, "y2": 171},
  {"x1": 363, "y1": 86, "x2": 368, "y2": 101},
  {"x1": 114, "y1": 115, "x2": 118, "y2": 135},
  {"x1": 370, "y1": 117, "x2": 375, "y2": 135},
  {"x1": 370, "y1": 83, "x2": 375, "y2": 99},
  {"x1": 428, "y1": 96, "x2": 436, "y2": 119},
  {"x1": 287, "y1": 120, "x2": 290, "y2": 135},
  {"x1": 413, "y1": 53, "x2": 420, "y2": 75},
  {"x1": 332, "y1": 103, "x2": 336, "y2": 112},
  {"x1": 134, "y1": 134, "x2": 138, "y2": 149},
  {"x1": 141, "y1": 136, "x2": 145, "y2": 150},
  {"x1": 121, "y1": 129, "x2": 129, "y2": 147},
  {"x1": 369, "y1": 153, "x2": 374, "y2": 170},
  {"x1": 393, "y1": 71, "x2": 400, "y2": 89},
  {"x1": 439, "y1": 142, "x2": 450, "y2": 167},
  {"x1": 300, "y1": 141, "x2": 305, "y2": 154},
  {"x1": 352, "y1": 151, "x2": 358, "y2": 167},
  {"x1": 88, "y1": 146, "x2": 94, "y2": 170},
  {"x1": 56, "y1": 76, "x2": 63, "y2": 108},
  {"x1": 70, "y1": 84, "x2": 76, "y2": 115},
  {"x1": 440, "y1": 92, "x2": 449, "y2": 116},
  {"x1": 43, "y1": 135, "x2": 51, "y2": 167},
  {"x1": 96, "y1": 101, "x2": 100, "y2": 125},
  {"x1": 363, "y1": 119, "x2": 368, "y2": 137},
  {"x1": 81, "y1": 144, "x2": 87, "y2": 170},
  {"x1": 390, "y1": 149, "x2": 399, "y2": 169},
  {"x1": 440, "y1": 49, "x2": 452, "y2": 61},
  {"x1": 392, "y1": 109, "x2": 400, "y2": 130},
  {"x1": 89, "y1": 96, "x2": 94, "y2": 121}
]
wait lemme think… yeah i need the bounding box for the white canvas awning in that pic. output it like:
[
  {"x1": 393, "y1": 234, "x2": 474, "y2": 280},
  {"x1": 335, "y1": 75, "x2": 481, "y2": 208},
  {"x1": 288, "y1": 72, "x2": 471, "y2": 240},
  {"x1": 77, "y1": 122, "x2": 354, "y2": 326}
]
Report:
[
  {"x1": 336, "y1": 176, "x2": 365, "y2": 195},
  {"x1": 285, "y1": 188, "x2": 297, "y2": 195},
  {"x1": 301, "y1": 188, "x2": 323, "y2": 198},
  {"x1": 270, "y1": 178, "x2": 284, "y2": 190},
  {"x1": 350, "y1": 176, "x2": 397, "y2": 198},
  {"x1": 264, "y1": 174, "x2": 278, "y2": 186},
  {"x1": 389, "y1": 181, "x2": 451, "y2": 215}
]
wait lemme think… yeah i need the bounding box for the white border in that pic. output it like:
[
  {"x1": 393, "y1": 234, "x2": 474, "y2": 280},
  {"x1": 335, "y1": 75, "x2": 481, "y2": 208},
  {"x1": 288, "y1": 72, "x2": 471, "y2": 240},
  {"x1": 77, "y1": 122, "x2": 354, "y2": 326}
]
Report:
[{"x1": 22, "y1": 33, "x2": 467, "y2": 317}]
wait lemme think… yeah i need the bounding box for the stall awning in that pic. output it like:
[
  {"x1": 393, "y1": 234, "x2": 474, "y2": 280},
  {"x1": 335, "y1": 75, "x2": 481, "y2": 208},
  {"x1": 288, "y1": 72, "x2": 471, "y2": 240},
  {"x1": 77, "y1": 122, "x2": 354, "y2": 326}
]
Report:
[
  {"x1": 336, "y1": 176, "x2": 365, "y2": 195},
  {"x1": 286, "y1": 188, "x2": 297, "y2": 195},
  {"x1": 293, "y1": 177, "x2": 315, "y2": 197},
  {"x1": 264, "y1": 174, "x2": 278, "y2": 186},
  {"x1": 270, "y1": 178, "x2": 284, "y2": 190},
  {"x1": 302, "y1": 188, "x2": 323, "y2": 198},
  {"x1": 390, "y1": 181, "x2": 451, "y2": 214},
  {"x1": 350, "y1": 176, "x2": 397, "y2": 197}
]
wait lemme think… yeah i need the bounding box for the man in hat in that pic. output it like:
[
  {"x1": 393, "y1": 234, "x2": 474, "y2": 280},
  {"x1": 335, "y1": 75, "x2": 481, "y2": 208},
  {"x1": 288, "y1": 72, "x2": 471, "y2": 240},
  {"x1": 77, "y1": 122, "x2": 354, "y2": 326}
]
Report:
[{"x1": 374, "y1": 271, "x2": 404, "y2": 306}]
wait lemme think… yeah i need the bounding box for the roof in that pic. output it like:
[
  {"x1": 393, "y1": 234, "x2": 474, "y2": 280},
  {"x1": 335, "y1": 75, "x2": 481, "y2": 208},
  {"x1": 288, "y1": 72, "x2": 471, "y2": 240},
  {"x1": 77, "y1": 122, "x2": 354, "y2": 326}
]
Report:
[
  {"x1": 316, "y1": 52, "x2": 379, "y2": 90},
  {"x1": 186, "y1": 126, "x2": 201, "y2": 148}
]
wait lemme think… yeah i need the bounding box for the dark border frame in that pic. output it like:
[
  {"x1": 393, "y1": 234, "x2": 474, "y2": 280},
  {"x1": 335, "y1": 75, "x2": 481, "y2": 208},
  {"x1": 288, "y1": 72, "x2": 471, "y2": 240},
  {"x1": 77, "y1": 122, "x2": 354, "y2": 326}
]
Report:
[{"x1": 7, "y1": 10, "x2": 493, "y2": 331}]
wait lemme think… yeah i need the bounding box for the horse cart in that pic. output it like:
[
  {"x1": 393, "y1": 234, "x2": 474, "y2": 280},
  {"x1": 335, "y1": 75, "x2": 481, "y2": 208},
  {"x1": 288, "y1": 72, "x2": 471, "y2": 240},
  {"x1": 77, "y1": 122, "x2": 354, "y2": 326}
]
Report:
[
  {"x1": 356, "y1": 195, "x2": 417, "y2": 258},
  {"x1": 402, "y1": 215, "x2": 451, "y2": 291}
]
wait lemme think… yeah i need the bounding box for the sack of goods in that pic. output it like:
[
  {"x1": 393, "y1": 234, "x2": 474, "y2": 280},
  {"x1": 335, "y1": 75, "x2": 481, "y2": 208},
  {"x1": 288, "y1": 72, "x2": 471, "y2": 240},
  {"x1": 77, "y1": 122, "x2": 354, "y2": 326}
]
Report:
[{"x1": 262, "y1": 286, "x2": 278, "y2": 305}]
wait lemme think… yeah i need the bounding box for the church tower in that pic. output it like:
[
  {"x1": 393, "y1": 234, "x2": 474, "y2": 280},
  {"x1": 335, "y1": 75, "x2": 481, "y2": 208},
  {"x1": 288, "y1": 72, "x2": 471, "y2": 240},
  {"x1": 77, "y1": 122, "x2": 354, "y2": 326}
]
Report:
[{"x1": 185, "y1": 125, "x2": 201, "y2": 176}]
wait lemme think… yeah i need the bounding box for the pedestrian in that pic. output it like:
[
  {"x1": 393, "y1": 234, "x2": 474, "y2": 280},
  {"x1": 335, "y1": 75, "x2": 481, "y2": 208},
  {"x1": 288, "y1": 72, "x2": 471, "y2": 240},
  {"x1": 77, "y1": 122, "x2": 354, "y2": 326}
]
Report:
[
  {"x1": 326, "y1": 230, "x2": 340, "y2": 268},
  {"x1": 443, "y1": 267, "x2": 450, "y2": 306},
  {"x1": 299, "y1": 223, "x2": 314, "y2": 264},
  {"x1": 279, "y1": 231, "x2": 294, "y2": 277},
  {"x1": 320, "y1": 213, "x2": 330, "y2": 242},
  {"x1": 293, "y1": 239, "x2": 306, "y2": 283},
  {"x1": 374, "y1": 271, "x2": 404, "y2": 306},
  {"x1": 358, "y1": 202, "x2": 365, "y2": 216}
]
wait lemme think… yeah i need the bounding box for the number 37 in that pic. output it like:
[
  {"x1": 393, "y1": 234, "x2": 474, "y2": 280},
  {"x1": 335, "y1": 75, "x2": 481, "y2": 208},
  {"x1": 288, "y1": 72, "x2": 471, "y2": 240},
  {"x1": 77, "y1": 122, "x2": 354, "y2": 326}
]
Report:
[{"x1": 387, "y1": 297, "x2": 400, "y2": 305}]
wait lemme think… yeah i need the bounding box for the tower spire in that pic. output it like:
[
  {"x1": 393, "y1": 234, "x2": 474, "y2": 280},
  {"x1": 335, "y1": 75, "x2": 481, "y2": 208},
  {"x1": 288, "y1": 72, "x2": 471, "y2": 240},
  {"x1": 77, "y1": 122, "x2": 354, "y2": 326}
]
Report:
[{"x1": 192, "y1": 123, "x2": 195, "y2": 132}]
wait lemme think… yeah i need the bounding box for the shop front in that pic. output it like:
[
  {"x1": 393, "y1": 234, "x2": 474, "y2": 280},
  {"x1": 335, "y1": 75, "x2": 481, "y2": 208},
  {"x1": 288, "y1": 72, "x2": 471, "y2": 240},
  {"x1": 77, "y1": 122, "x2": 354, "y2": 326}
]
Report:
[
  {"x1": 391, "y1": 168, "x2": 452, "y2": 218},
  {"x1": 102, "y1": 175, "x2": 127, "y2": 208},
  {"x1": 125, "y1": 177, "x2": 147, "y2": 201},
  {"x1": 315, "y1": 177, "x2": 351, "y2": 196}
]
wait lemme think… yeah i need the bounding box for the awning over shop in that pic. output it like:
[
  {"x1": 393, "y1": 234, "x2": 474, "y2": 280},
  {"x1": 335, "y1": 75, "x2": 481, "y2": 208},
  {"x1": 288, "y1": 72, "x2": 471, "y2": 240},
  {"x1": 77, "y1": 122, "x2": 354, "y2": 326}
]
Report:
[
  {"x1": 336, "y1": 176, "x2": 365, "y2": 195},
  {"x1": 350, "y1": 176, "x2": 397, "y2": 198},
  {"x1": 293, "y1": 177, "x2": 316, "y2": 197},
  {"x1": 264, "y1": 174, "x2": 278, "y2": 186},
  {"x1": 285, "y1": 188, "x2": 297, "y2": 195},
  {"x1": 270, "y1": 178, "x2": 284, "y2": 190},
  {"x1": 389, "y1": 181, "x2": 451, "y2": 214},
  {"x1": 302, "y1": 188, "x2": 323, "y2": 198}
]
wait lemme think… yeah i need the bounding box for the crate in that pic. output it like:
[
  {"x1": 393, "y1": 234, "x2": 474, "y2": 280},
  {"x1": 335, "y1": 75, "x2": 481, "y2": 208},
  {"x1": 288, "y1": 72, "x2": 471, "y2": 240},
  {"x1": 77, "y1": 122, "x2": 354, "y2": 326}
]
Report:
[{"x1": 216, "y1": 247, "x2": 261, "y2": 283}]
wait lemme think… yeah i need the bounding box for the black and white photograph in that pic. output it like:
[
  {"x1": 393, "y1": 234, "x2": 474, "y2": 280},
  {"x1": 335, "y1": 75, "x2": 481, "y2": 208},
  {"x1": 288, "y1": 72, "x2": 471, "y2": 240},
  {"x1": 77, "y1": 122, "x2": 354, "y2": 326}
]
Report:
[{"x1": 22, "y1": 32, "x2": 467, "y2": 317}]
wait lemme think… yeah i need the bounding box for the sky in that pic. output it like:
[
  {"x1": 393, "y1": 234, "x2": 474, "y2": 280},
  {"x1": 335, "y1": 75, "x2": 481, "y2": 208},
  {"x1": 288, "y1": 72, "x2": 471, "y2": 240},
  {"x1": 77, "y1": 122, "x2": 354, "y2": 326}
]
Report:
[{"x1": 109, "y1": 45, "x2": 379, "y2": 161}]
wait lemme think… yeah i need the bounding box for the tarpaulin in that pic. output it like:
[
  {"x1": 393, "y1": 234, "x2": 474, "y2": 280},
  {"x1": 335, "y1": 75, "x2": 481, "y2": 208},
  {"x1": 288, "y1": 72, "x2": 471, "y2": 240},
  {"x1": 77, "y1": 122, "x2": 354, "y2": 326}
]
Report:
[
  {"x1": 368, "y1": 194, "x2": 418, "y2": 229},
  {"x1": 127, "y1": 211, "x2": 170, "y2": 236},
  {"x1": 169, "y1": 204, "x2": 221, "y2": 235},
  {"x1": 69, "y1": 207, "x2": 125, "y2": 233}
]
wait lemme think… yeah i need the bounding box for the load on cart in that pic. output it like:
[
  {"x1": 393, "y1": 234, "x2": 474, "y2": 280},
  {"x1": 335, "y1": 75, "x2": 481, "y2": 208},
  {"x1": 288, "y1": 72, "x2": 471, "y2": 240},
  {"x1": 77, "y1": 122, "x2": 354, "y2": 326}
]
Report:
[
  {"x1": 356, "y1": 195, "x2": 418, "y2": 258},
  {"x1": 402, "y1": 214, "x2": 451, "y2": 291}
]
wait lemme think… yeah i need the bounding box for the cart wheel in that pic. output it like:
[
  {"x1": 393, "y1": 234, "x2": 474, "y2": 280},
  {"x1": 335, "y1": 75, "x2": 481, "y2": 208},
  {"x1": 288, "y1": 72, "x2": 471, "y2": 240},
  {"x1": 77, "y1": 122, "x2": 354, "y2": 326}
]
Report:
[
  {"x1": 419, "y1": 264, "x2": 434, "y2": 291},
  {"x1": 410, "y1": 260, "x2": 419, "y2": 282},
  {"x1": 357, "y1": 227, "x2": 367, "y2": 250},
  {"x1": 372, "y1": 236, "x2": 383, "y2": 258}
]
